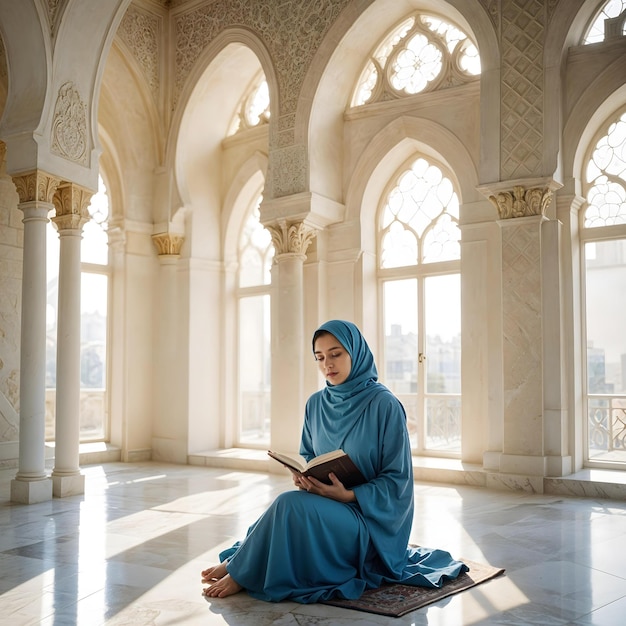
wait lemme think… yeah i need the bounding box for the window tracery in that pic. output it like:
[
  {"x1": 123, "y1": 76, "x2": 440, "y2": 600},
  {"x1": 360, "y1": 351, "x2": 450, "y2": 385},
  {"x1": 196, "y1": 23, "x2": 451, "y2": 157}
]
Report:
[
  {"x1": 379, "y1": 157, "x2": 460, "y2": 268},
  {"x1": 584, "y1": 110, "x2": 626, "y2": 227},
  {"x1": 352, "y1": 13, "x2": 480, "y2": 107}
]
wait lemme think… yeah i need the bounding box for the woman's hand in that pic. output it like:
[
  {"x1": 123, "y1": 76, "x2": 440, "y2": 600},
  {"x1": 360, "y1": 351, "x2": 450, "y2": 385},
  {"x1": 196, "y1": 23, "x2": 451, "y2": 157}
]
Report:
[{"x1": 294, "y1": 472, "x2": 356, "y2": 503}]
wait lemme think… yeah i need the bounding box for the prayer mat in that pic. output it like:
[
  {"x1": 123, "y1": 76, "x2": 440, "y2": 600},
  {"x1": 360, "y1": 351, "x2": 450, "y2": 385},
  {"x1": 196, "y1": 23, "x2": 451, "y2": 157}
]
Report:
[{"x1": 321, "y1": 559, "x2": 505, "y2": 617}]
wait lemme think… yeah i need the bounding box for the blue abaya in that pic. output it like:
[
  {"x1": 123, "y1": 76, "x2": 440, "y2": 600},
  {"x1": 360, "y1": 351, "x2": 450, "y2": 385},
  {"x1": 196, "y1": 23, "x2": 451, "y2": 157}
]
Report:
[{"x1": 219, "y1": 320, "x2": 468, "y2": 603}]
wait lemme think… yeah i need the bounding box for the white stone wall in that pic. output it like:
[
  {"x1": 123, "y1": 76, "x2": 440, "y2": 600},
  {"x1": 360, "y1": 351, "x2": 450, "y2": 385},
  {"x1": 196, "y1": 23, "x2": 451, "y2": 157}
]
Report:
[{"x1": 0, "y1": 148, "x2": 21, "y2": 461}]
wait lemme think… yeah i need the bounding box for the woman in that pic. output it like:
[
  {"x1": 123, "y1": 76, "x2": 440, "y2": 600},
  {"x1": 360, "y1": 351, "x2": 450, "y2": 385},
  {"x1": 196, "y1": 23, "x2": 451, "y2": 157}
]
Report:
[{"x1": 201, "y1": 319, "x2": 467, "y2": 602}]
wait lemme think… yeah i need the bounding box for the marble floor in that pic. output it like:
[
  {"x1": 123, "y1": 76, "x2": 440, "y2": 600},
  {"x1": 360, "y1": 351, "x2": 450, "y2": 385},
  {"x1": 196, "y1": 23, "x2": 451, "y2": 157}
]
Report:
[{"x1": 1, "y1": 463, "x2": 626, "y2": 625}]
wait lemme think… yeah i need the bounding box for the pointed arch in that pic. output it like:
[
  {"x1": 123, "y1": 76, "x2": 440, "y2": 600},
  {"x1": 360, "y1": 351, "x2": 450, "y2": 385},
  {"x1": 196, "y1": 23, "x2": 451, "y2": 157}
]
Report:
[
  {"x1": 168, "y1": 29, "x2": 276, "y2": 211},
  {"x1": 222, "y1": 151, "x2": 269, "y2": 263},
  {"x1": 345, "y1": 115, "x2": 479, "y2": 254},
  {"x1": 294, "y1": 0, "x2": 497, "y2": 204}
]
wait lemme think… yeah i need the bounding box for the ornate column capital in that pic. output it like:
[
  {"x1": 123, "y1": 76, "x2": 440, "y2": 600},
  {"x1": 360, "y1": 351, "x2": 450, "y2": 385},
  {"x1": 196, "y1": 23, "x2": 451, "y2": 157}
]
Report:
[
  {"x1": 266, "y1": 219, "x2": 317, "y2": 259},
  {"x1": 12, "y1": 170, "x2": 61, "y2": 204},
  {"x1": 478, "y1": 178, "x2": 562, "y2": 220},
  {"x1": 152, "y1": 232, "x2": 184, "y2": 257},
  {"x1": 51, "y1": 182, "x2": 93, "y2": 231}
]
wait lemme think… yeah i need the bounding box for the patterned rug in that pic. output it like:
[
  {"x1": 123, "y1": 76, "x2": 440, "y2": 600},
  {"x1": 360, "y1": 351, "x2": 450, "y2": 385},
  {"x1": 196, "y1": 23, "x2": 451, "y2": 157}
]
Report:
[{"x1": 322, "y1": 559, "x2": 505, "y2": 617}]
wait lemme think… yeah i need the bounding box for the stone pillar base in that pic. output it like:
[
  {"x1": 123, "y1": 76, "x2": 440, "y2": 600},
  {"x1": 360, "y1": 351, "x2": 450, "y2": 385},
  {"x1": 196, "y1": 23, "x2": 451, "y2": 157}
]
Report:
[
  {"x1": 545, "y1": 455, "x2": 572, "y2": 477},
  {"x1": 11, "y1": 477, "x2": 53, "y2": 504},
  {"x1": 52, "y1": 472, "x2": 85, "y2": 498}
]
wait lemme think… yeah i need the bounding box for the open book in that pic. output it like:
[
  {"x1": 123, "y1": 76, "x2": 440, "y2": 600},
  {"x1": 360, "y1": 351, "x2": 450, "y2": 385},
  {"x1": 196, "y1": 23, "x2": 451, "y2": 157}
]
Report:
[{"x1": 268, "y1": 449, "x2": 366, "y2": 488}]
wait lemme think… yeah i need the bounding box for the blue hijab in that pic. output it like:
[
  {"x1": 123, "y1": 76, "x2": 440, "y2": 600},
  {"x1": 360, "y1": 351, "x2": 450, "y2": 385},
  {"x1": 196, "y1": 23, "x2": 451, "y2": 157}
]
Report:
[{"x1": 312, "y1": 320, "x2": 388, "y2": 445}]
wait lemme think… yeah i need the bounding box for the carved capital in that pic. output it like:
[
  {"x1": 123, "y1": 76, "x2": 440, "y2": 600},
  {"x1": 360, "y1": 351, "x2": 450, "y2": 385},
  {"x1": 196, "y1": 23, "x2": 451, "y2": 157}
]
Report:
[
  {"x1": 12, "y1": 170, "x2": 61, "y2": 204},
  {"x1": 266, "y1": 220, "x2": 316, "y2": 257},
  {"x1": 54, "y1": 182, "x2": 93, "y2": 215},
  {"x1": 488, "y1": 185, "x2": 554, "y2": 220},
  {"x1": 152, "y1": 232, "x2": 184, "y2": 256}
]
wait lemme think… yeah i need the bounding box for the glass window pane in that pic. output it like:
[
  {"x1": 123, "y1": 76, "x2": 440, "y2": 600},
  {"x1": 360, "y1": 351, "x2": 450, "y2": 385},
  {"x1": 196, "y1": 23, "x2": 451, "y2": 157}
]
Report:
[
  {"x1": 585, "y1": 240, "x2": 626, "y2": 395},
  {"x1": 80, "y1": 272, "x2": 108, "y2": 440},
  {"x1": 238, "y1": 295, "x2": 271, "y2": 445},
  {"x1": 383, "y1": 279, "x2": 418, "y2": 447},
  {"x1": 424, "y1": 274, "x2": 461, "y2": 453},
  {"x1": 425, "y1": 274, "x2": 461, "y2": 394}
]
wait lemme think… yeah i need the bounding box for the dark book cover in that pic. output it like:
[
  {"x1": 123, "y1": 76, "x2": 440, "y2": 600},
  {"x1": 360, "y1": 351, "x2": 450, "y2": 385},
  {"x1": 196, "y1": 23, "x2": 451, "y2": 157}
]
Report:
[{"x1": 302, "y1": 455, "x2": 366, "y2": 488}]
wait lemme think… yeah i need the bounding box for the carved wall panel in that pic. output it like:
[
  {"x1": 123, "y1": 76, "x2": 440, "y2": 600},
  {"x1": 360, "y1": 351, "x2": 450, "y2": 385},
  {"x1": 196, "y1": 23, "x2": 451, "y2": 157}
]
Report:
[
  {"x1": 268, "y1": 145, "x2": 307, "y2": 198},
  {"x1": 500, "y1": 0, "x2": 545, "y2": 180},
  {"x1": 118, "y1": 5, "x2": 161, "y2": 97},
  {"x1": 172, "y1": 0, "x2": 349, "y2": 120},
  {"x1": 50, "y1": 81, "x2": 89, "y2": 166}
]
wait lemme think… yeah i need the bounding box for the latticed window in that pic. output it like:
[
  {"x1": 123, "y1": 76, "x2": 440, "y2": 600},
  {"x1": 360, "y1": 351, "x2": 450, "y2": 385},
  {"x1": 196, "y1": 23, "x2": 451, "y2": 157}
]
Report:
[
  {"x1": 228, "y1": 75, "x2": 270, "y2": 135},
  {"x1": 584, "y1": 111, "x2": 626, "y2": 227},
  {"x1": 582, "y1": 108, "x2": 626, "y2": 467},
  {"x1": 584, "y1": 0, "x2": 626, "y2": 44},
  {"x1": 237, "y1": 194, "x2": 273, "y2": 446},
  {"x1": 238, "y1": 196, "x2": 274, "y2": 287},
  {"x1": 352, "y1": 13, "x2": 480, "y2": 107},
  {"x1": 379, "y1": 156, "x2": 461, "y2": 455},
  {"x1": 380, "y1": 157, "x2": 461, "y2": 267}
]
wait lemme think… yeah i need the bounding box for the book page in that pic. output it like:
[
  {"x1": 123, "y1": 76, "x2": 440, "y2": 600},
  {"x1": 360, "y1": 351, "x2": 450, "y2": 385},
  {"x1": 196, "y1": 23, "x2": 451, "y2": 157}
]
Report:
[
  {"x1": 268, "y1": 450, "x2": 307, "y2": 472},
  {"x1": 305, "y1": 449, "x2": 346, "y2": 469}
]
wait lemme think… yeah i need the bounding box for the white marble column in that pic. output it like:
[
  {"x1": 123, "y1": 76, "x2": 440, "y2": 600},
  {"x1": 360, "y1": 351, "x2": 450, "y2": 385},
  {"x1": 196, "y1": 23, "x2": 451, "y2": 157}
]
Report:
[
  {"x1": 10, "y1": 171, "x2": 60, "y2": 504},
  {"x1": 267, "y1": 220, "x2": 316, "y2": 453},
  {"x1": 151, "y1": 233, "x2": 185, "y2": 463},
  {"x1": 481, "y1": 180, "x2": 562, "y2": 489},
  {"x1": 50, "y1": 183, "x2": 92, "y2": 497}
]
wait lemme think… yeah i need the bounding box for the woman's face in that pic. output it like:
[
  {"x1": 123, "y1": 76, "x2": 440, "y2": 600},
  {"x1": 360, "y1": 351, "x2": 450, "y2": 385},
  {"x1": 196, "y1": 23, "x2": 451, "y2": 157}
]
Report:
[{"x1": 314, "y1": 333, "x2": 352, "y2": 386}]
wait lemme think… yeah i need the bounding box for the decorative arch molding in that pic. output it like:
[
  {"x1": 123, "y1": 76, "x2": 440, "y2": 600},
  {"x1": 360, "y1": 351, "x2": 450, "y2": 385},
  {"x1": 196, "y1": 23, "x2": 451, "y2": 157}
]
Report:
[
  {"x1": 345, "y1": 115, "x2": 479, "y2": 254},
  {"x1": 222, "y1": 152, "x2": 268, "y2": 264},
  {"x1": 169, "y1": 29, "x2": 275, "y2": 214},
  {"x1": 302, "y1": 0, "x2": 498, "y2": 204},
  {"x1": 170, "y1": 27, "x2": 276, "y2": 163}
]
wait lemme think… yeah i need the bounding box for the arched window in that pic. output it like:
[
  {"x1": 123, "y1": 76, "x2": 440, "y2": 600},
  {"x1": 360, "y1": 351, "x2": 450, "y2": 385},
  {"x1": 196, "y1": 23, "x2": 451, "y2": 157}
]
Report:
[
  {"x1": 236, "y1": 194, "x2": 274, "y2": 446},
  {"x1": 46, "y1": 174, "x2": 110, "y2": 442},
  {"x1": 584, "y1": 0, "x2": 626, "y2": 44},
  {"x1": 378, "y1": 156, "x2": 461, "y2": 455},
  {"x1": 352, "y1": 13, "x2": 480, "y2": 107},
  {"x1": 582, "y1": 109, "x2": 626, "y2": 467}
]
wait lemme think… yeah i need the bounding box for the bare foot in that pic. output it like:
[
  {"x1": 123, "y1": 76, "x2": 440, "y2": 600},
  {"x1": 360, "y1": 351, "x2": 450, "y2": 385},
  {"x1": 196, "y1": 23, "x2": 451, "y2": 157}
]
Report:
[
  {"x1": 201, "y1": 561, "x2": 228, "y2": 583},
  {"x1": 202, "y1": 573, "x2": 243, "y2": 598}
]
